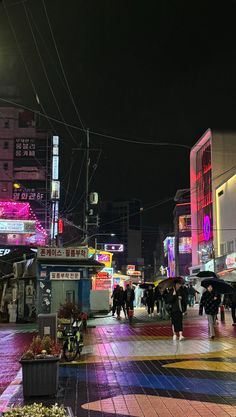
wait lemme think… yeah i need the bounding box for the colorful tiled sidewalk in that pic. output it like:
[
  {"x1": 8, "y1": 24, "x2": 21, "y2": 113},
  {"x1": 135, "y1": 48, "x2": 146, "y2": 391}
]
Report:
[{"x1": 2, "y1": 308, "x2": 236, "y2": 416}]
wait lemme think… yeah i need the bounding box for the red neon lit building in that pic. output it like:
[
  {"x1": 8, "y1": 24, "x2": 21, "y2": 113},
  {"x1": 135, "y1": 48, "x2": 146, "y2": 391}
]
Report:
[{"x1": 190, "y1": 129, "x2": 236, "y2": 270}]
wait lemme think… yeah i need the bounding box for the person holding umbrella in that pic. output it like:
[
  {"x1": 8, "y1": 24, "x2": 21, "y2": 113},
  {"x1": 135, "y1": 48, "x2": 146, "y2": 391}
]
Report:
[
  {"x1": 198, "y1": 273, "x2": 234, "y2": 339},
  {"x1": 165, "y1": 278, "x2": 187, "y2": 341},
  {"x1": 199, "y1": 284, "x2": 221, "y2": 339}
]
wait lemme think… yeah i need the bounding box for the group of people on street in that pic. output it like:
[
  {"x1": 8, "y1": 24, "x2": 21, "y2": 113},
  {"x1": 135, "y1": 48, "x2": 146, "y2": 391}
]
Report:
[
  {"x1": 111, "y1": 284, "x2": 134, "y2": 319},
  {"x1": 111, "y1": 278, "x2": 236, "y2": 340}
]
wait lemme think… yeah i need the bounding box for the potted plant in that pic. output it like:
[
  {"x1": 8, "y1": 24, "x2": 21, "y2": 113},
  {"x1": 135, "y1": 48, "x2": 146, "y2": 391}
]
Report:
[
  {"x1": 4, "y1": 403, "x2": 71, "y2": 417},
  {"x1": 20, "y1": 335, "x2": 61, "y2": 397}
]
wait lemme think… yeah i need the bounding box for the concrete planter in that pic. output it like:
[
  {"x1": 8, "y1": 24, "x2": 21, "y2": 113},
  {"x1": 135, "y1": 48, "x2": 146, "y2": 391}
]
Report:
[{"x1": 19, "y1": 356, "x2": 59, "y2": 397}]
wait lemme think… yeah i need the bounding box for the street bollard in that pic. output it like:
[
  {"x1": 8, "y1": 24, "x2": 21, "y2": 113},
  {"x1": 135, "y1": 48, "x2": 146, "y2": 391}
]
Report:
[{"x1": 220, "y1": 304, "x2": 225, "y2": 321}]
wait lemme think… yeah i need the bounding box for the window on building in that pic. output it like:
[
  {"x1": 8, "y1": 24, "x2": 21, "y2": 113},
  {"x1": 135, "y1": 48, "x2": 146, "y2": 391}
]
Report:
[
  {"x1": 3, "y1": 141, "x2": 9, "y2": 149},
  {"x1": 220, "y1": 243, "x2": 227, "y2": 255},
  {"x1": 4, "y1": 120, "x2": 9, "y2": 128},
  {"x1": 3, "y1": 162, "x2": 8, "y2": 171},
  {"x1": 227, "y1": 240, "x2": 234, "y2": 254},
  {"x1": 1, "y1": 184, "x2": 8, "y2": 192}
]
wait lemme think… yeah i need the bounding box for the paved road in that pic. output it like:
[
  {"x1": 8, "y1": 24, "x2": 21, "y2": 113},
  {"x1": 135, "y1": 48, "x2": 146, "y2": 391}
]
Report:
[{"x1": 1, "y1": 308, "x2": 236, "y2": 416}]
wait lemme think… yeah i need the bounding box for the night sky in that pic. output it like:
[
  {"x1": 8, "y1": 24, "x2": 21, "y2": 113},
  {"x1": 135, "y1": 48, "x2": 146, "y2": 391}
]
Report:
[{"x1": 1, "y1": 0, "x2": 236, "y2": 231}]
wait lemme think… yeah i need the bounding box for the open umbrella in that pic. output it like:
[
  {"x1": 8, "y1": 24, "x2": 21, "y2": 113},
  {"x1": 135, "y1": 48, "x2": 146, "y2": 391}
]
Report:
[
  {"x1": 139, "y1": 283, "x2": 155, "y2": 289},
  {"x1": 201, "y1": 277, "x2": 234, "y2": 294},
  {"x1": 157, "y1": 276, "x2": 184, "y2": 291},
  {"x1": 196, "y1": 271, "x2": 218, "y2": 279}
]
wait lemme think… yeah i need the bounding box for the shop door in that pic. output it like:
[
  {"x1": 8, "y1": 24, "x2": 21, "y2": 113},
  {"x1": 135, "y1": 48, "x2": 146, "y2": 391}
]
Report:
[{"x1": 51, "y1": 281, "x2": 78, "y2": 313}]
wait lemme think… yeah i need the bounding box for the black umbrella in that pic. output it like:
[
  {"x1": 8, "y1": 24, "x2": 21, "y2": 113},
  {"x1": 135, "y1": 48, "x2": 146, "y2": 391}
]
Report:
[
  {"x1": 139, "y1": 283, "x2": 155, "y2": 289},
  {"x1": 196, "y1": 271, "x2": 218, "y2": 279},
  {"x1": 201, "y1": 277, "x2": 234, "y2": 294},
  {"x1": 157, "y1": 276, "x2": 184, "y2": 291}
]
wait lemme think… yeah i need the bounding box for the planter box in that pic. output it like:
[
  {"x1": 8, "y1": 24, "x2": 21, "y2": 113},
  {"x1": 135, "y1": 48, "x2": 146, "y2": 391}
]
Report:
[{"x1": 19, "y1": 357, "x2": 59, "y2": 397}]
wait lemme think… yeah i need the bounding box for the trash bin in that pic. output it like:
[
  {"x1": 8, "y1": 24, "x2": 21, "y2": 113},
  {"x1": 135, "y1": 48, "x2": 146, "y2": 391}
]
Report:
[
  {"x1": 8, "y1": 303, "x2": 17, "y2": 323},
  {"x1": 38, "y1": 313, "x2": 57, "y2": 341}
]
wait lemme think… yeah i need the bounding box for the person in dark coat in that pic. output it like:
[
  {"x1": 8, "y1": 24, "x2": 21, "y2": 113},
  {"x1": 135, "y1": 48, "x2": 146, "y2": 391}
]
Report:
[
  {"x1": 188, "y1": 284, "x2": 196, "y2": 307},
  {"x1": 116, "y1": 286, "x2": 126, "y2": 319},
  {"x1": 225, "y1": 284, "x2": 236, "y2": 326},
  {"x1": 111, "y1": 285, "x2": 120, "y2": 316},
  {"x1": 124, "y1": 284, "x2": 135, "y2": 317},
  {"x1": 199, "y1": 284, "x2": 221, "y2": 339},
  {"x1": 146, "y1": 285, "x2": 155, "y2": 317},
  {"x1": 166, "y1": 279, "x2": 187, "y2": 341}
]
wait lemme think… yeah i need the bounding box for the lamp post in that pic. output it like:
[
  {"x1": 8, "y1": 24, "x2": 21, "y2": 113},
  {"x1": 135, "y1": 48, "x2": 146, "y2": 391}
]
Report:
[{"x1": 85, "y1": 233, "x2": 115, "y2": 250}]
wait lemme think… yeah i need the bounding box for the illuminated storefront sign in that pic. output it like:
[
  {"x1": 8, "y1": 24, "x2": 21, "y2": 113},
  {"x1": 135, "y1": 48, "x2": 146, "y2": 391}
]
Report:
[
  {"x1": 50, "y1": 271, "x2": 80, "y2": 280},
  {"x1": 104, "y1": 243, "x2": 124, "y2": 252},
  {"x1": 127, "y1": 270, "x2": 141, "y2": 276},
  {"x1": 51, "y1": 181, "x2": 60, "y2": 200},
  {"x1": 203, "y1": 215, "x2": 211, "y2": 241},
  {"x1": 0, "y1": 248, "x2": 11, "y2": 256},
  {"x1": 179, "y1": 237, "x2": 192, "y2": 254},
  {"x1": 94, "y1": 252, "x2": 112, "y2": 268},
  {"x1": 95, "y1": 279, "x2": 111, "y2": 290},
  {"x1": 13, "y1": 188, "x2": 45, "y2": 201},
  {"x1": 0, "y1": 220, "x2": 35, "y2": 234},
  {"x1": 52, "y1": 136, "x2": 59, "y2": 180},
  {"x1": 37, "y1": 246, "x2": 88, "y2": 259},
  {"x1": 52, "y1": 156, "x2": 59, "y2": 180}
]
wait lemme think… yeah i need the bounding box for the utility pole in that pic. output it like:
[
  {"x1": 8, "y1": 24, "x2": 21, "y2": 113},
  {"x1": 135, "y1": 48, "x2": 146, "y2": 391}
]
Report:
[{"x1": 84, "y1": 128, "x2": 90, "y2": 243}]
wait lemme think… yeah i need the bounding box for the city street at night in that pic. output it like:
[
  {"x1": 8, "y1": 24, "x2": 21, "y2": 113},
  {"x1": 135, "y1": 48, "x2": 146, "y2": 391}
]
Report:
[
  {"x1": 2, "y1": 2, "x2": 236, "y2": 416},
  {"x1": 2, "y1": 309, "x2": 236, "y2": 417}
]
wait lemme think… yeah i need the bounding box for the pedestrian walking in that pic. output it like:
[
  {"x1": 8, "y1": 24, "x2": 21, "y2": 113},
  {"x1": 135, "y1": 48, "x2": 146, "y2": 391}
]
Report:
[
  {"x1": 134, "y1": 285, "x2": 143, "y2": 308},
  {"x1": 188, "y1": 284, "x2": 195, "y2": 307},
  {"x1": 199, "y1": 284, "x2": 221, "y2": 339},
  {"x1": 111, "y1": 285, "x2": 120, "y2": 316},
  {"x1": 226, "y1": 284, "x2": 236, "y2": 326},
  {"x1": 116, "y1": 286, "x2": 127, "y2": 319},
  {"x1": 146, "y1": 285, "x2": 155, "y2": 317},
  {"x1": 166, "y1": 279, "x2": 187, "y2": 341},
  {"x1": 124, "y1": 284, "x2": 135, "y2": 317}
]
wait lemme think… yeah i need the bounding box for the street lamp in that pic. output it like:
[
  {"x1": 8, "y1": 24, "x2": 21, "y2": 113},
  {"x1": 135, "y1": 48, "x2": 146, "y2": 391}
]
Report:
[{"x1": 82, "y1": 233, "x2": 115, "y2": 250}]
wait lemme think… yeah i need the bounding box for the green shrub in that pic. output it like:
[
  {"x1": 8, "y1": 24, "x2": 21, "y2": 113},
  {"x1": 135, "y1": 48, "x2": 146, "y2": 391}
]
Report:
[{"x1": 4, "y1": 403, "x2": 68, "y2": 417}]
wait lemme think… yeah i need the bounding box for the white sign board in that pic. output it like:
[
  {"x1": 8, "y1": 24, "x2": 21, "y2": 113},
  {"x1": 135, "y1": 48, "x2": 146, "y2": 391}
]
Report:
[
  {"x1": 0, "y1": 220, "x2": 35, "y2": 234},
  {"x1": 37, "y1": 246, "x2": 88, "y2": 260},
  {"x1": 50, "y1": 272, "x2": 80, "y2": 280}
]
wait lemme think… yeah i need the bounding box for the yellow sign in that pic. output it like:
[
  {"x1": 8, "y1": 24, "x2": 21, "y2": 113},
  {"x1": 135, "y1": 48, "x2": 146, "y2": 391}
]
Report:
[{"x1": 88, "y1": 249, "x2": 113, "y2": 268}]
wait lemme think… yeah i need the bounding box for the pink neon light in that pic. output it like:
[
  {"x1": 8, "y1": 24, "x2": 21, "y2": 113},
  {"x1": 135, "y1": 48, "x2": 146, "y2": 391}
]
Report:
[
  {"x1": 203, "y1": 215, "x2": 211, "y2": 241},
  {"x1": 0, "y1": 200, "x2": 48, "y2": 246}
]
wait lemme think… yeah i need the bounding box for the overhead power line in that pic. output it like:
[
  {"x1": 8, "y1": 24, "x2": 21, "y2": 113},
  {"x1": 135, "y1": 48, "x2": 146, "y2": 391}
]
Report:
[
  {"x1": 22, "y1": 2, "x2": 78, "y2": 146},
  {"x1": 0, "y1": 97, "x2": 192, "y2": 150},
  {"x1": 42, "y1": 0, "x2": 86, "y2": 132}
]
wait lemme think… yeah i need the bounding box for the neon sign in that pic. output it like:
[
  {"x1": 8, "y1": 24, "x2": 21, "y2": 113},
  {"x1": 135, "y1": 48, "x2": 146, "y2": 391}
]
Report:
[{"x1": 203, "y1": 215, "x2": 211, "y2": 241}]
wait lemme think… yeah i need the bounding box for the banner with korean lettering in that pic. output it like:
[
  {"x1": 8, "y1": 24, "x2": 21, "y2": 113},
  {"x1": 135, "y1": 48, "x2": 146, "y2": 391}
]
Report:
[
  {"x1": 37, "y1": 247, "x2": 88, "y2": 260},
  {"x1": 50, "y1": 271, "x2": 80, "y2": 280},
  {"x1": 13, "y1": 182, "x2": 46, "y2": 202}
]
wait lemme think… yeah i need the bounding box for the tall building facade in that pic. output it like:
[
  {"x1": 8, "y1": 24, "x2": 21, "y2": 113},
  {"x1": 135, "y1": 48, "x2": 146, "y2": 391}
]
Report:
[
  {"x1": 0, "y1": 106, "x2": 52, "y2": 247},
  {"x1": 190, "y1": 129, "x2": 236, "y2": 271},
  {"x1": 99, "y1": 199, "x2": 143, "y2": 270},
  {"x1": 173, "y1": 189, "x2": 192, "y2": 276}
]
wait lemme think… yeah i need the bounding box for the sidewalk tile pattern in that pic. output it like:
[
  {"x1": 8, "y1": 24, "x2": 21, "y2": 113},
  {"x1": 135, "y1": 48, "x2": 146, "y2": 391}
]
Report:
[{"x1": 2, "y1": 308, "x2": 236, "y2": 416}]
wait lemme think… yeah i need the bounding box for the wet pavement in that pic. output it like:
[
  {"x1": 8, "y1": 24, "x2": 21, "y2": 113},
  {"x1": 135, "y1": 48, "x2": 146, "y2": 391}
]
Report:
[{"x1": 1, "y1": 308, "x2": 236, "y2": 416}]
